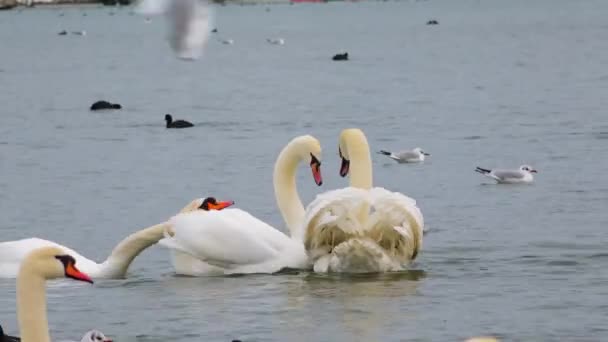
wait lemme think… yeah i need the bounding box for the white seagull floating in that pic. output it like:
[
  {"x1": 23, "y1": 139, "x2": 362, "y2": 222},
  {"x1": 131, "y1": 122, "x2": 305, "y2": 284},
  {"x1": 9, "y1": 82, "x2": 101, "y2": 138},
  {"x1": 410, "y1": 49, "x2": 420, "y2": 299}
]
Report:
[
  {"x1": 377, "y1": 147, "x2": 430, "y2": 163},
  {"x1": 475, "y1": 165, "x2": 538, "y2": 184},
  {"x1": 267, "y1": 38, "x2": 285, "y2": 45}
]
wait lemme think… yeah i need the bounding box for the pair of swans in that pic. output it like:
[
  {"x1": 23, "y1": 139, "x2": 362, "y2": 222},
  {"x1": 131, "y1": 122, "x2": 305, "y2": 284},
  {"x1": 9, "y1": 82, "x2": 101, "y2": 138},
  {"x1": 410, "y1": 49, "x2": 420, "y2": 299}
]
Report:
[
  {"x1": 0, "y1": 197, "x2": 234, "y2": 279},
  {"x1": 4, "y1": 246, "x2": 107, "y2": 342},
  {"x1": 161, "y1": 129, "x2": 424, "y2": 274},
  {"x1": 302, "y1": 128, "x2": 424, "y2": 272}
]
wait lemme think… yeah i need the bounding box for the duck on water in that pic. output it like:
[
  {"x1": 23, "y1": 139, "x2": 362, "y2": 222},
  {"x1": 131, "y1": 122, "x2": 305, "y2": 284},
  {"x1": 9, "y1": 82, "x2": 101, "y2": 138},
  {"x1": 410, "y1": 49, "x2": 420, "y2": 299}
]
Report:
[
  {"x1": 165, "y1": 114, "x2": 194, "y2": 128},
  {"x1": 90, "y1": 100, "x2": 121, "y2": 111}
]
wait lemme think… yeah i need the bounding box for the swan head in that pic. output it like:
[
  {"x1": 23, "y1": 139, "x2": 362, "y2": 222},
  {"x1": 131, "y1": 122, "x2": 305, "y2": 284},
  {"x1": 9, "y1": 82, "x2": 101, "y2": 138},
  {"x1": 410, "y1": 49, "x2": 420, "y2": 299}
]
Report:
[
  {"x1": 199, "y1": 197, "x2": 235, "y2": 210},
  {"x1": 21, "y1": 247, "x2": 93, "y2": 283},
  {"x1": 413, "y1": 147, "x2": 430, "y2": 156},
  {"x1": 81, "y1": 329, "x2": 112, "y2": 342},
  {"x1": 520, "y1": 165, "x2": 537, "y2": 173},
  {"x1": 338, "y1": 128, "x2": 369, "y2": 177},
  {"x1": 288, "y1": 135, "x2": 323, "y2": 185}
]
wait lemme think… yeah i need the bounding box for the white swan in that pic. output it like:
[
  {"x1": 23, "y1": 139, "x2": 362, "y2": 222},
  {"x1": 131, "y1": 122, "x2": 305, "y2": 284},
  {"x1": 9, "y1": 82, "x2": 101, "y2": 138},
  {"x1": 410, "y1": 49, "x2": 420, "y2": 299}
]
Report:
[
  {"x1": 158, "y1": 135, "x2": 323, "y2": 275},
  {"x1": 302, "y1": 128, "x2": 424, "y2": 273},
  {"x1": 14, "y1": 247, "x2": 95, "y2": 342},
  {"x1": 0, "y1": 198, "x2": 232, "y2": 279}
]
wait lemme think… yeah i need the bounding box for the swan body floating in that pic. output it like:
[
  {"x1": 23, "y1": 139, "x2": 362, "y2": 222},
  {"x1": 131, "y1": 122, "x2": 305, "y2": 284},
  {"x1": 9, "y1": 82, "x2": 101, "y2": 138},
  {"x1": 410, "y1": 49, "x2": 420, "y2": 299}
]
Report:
[
  {"x1": 475, "y1": 165, "x2": 537, "y2": 184},
  {"x1": 302, "y1": 128, "x2": 424, "y2": 273},
  {"x1": 15, "y1": 247, "x2": 95, "y2": 342},
  {"x1": 158, "y1": 135, "x2": 324, "y2": 275},
  {"x1": 0, "y1": 198, "x2": 231, "y2": 279}
]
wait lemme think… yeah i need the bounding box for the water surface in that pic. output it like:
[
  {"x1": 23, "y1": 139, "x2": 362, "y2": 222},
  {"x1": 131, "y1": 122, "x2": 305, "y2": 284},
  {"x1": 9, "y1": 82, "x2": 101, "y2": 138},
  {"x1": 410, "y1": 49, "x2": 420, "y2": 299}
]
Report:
[{"x1": 1, "y1": 0, "x2": 607, "y2": 340}]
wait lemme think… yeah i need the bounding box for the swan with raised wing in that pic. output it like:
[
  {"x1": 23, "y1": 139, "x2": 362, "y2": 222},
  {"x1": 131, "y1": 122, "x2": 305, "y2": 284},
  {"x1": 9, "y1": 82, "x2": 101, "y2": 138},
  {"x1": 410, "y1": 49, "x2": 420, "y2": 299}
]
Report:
[
  {"x1": 302, "y1": 128, "x2": 424, "y2": 273},
  {"x1": 10, "y1": 247, "x2": 95, "y2": 342},
  {"x1": 158, "y1": 135, "x2": 323, "y2": 275},
  {"x1": 0, "y1": 197, "x2": 233, "y2": 279}
]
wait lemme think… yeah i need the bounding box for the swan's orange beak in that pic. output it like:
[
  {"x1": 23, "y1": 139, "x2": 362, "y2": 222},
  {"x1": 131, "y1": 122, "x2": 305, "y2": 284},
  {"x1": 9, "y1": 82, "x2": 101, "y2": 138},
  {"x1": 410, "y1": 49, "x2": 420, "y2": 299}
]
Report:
[
  {"x1": 208, "y1": 200, "x2": 235, "y2": 210},
  {"x1": 311, "y1": 162, "x2": 322, "y2": 186},
  {"x1": 65, "y1": 262, "x2": 93, "y2": 284},
  {"x1": 310, "y1": 154, "x2": 322, "y2": 186}
]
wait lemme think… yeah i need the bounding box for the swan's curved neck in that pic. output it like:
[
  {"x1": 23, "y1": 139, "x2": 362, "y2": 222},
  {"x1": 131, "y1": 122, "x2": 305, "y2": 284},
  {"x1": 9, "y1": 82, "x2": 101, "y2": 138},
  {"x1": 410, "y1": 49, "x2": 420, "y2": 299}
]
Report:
[
  {"x1": 99, "y1": 200, "x2": 202, "y2": 278},
  {"x1": 273, "y1": 143, "x2": 305, "y2": 238},
  {"x1": 17, "y1": 265, "x2": 50, "y2": 342},
  {"x1": 100, "y1": 223, "x2": 168, "y2": 278},
  {"x1": 347, "y1": 134, "x2": 373, "y2": 189}
]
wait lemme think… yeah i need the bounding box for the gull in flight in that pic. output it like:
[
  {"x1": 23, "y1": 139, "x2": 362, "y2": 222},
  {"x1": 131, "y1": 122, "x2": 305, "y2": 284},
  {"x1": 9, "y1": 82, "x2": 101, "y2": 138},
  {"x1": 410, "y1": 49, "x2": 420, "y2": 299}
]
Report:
[
  {"x1": 377, "y1": 147, "x2": 430, "y2": 163},
  {"x1": 136, "y1": 0, "x2": 212, "y2": 61},
  {"x1": 475, "y1": 165, "x2": 538, "y2": 184}
]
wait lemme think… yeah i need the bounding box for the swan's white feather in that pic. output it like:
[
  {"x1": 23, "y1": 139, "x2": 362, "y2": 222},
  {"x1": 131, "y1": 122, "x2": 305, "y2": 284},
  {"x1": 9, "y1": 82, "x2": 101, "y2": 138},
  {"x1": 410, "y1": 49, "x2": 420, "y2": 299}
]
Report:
[{"x1": 159, "y1": 209, "x2": 309, "y2": 275}]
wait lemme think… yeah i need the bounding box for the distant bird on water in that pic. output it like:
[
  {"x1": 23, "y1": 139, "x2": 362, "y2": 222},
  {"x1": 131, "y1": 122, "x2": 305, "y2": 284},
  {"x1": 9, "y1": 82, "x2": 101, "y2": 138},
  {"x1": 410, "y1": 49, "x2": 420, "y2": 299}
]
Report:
[
  {"x1": 475, "y1": 165, "x2": 537, "y2": 184},
  {"x1": 135, "y1": 0, "x2": 211, "y2": 61},
  {"x1": 332, "y1": 52, "x2": 348, "y2": 61},
  {"x1": 377, "y1": 147, "x2": 430, "y2": 163},
  {"x1": 165, "y1": 114, "x2": 194, "y2": 128},
  {"x1": 267, "y1": 38, "x2": 285, "y2": 45},
  {"x1": 90, "y1": 100, "x2": 121, "y2": 111}
]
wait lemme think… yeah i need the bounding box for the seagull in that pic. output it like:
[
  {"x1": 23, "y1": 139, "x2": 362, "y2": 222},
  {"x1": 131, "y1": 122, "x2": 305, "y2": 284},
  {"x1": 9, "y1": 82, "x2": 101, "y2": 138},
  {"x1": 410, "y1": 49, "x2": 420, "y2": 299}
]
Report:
[
  {"x1": 135, "y1": 0, "x2": 211, "y2": 60},
  {"x1": 219, "y1": 38, "x2": 234, "y2": 45},
  {"x1": 267, "y1": 38, "x2": 285, "y2": 45},
  {"x1": 377, "y1": 147, "x2": 430, "y2": 163},
  {"x1": 475, "y1": 165, "x2": 537, "y2": 184}
]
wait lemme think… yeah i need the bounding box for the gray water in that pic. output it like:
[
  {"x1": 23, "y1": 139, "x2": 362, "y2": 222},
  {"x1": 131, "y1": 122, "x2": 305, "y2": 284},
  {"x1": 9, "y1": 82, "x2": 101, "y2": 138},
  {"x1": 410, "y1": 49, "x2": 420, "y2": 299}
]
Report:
[{"x1": 1, "y1": 0, "x2": 608, "y2": 340}]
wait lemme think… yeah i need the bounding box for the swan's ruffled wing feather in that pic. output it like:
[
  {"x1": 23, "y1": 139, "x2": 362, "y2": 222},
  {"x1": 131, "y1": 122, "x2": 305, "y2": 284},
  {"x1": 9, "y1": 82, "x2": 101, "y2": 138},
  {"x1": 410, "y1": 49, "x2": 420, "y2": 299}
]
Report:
[
  {"x1": 369, "y1": 187, "x2": 424, "y2": 235},
  {"x1": 301, "y1": 187, "x2": 369, "y2": 251},
  {"x1": 302, "y1": 186, "x2": 425, "y2": 271}
]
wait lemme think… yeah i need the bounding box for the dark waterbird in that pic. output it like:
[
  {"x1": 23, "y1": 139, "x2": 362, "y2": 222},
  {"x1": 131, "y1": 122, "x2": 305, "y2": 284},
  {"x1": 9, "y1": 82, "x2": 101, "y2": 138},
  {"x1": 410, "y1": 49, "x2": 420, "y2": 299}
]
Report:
[
  {"x1": 332, "y1": 52, "x2": 348, "y2": 61},
  {"x1": 90, "y1": 100, "x2": 122, "y2": 111},
  {"x1": 426, "y1": 19, "x2": 439, "y2": 25},
  {"x1": 0, "y1": 324, "x2": 20, "y2": 342},
  {"x1": 165, "y1": 114, "x2": 194, "y2": 128}
]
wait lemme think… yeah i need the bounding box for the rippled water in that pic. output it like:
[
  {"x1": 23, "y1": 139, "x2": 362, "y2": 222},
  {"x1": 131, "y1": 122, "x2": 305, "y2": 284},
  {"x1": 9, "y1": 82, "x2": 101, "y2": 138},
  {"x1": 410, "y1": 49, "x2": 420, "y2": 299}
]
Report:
[{"x1": 1, "y1": 0, "x2": 608, "y2": 340}]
